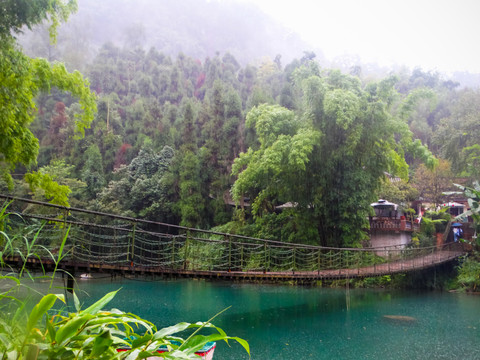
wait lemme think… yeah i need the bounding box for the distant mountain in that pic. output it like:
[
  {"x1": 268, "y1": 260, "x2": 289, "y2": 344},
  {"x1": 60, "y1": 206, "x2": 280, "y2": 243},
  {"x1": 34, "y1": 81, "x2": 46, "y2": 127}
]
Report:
[{"x1": 19, "y1": 0, "x2": 318, "y2": 69}]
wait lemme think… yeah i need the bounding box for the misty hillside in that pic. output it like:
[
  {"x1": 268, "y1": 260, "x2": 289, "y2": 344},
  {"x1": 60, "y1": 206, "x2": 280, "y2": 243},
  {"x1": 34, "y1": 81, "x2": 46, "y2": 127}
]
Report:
[
  {"x1": 17, "y1": 0, "x2": 480, "y2": 87},
  {"x1": 19, "y1": 0, "x2": 317, "y2": 71},
  {"x1": 4, "y1": 0, "x2": 480, "y2": 248}
]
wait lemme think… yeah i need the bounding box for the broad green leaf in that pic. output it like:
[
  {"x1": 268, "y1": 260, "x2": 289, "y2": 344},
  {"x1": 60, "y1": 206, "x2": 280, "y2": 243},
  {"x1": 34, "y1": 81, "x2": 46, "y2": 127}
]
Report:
[
  {"x1": 27, "y1": 294, "x2": 62, "y2": 334},
  {"x1": 55, "y1": 314, "x2": 92, "y2": 345},
  {"x1": 231, "y1": 336, "x2": 250, "y2": 355},
  {"x1": 125, "y1": 348, "x2": 141, "y2": 360},
  {"x1": 84, "y1": 315, "x2": 152, "y2": 333},
  {"x1": 184, "y1": 334, "x2": 250, "y2": 356},
  {"x1": 162, "y1": 350, "x2": 193, "y2": 359},
  {"x1": 0, "y1": 275, "x2": 20, "y2": 285},
  {"x1": 80, "y1": 290, "x2": 119, "y2": 315},
  {"x1": 182, "y1": 334, "x2": 217, "y2": 354},
  {"x1": 152, "y1": 322, "x2": 191, "y2": 340},
  {"x1": 56, "y1": 226, "x2": 71, "y2": 261},
  {"x1": 25, "y1": 344, "x2": 39, "y2": 360},
  {"x1": 131, "y1": 334, "x2": 153, "y2": 349},
  {"x1": 136, "y1": 350, "x2": 160, "y2": 359},
  {"x1": 73, "y1": 291, "x2": 81, "y2": 312},
  {"x1": 89, "y1": 330, "x2": 114, "y2": 357},
  {"x1": 45, "y1": 315, "x2": 56, "y2": 343}
]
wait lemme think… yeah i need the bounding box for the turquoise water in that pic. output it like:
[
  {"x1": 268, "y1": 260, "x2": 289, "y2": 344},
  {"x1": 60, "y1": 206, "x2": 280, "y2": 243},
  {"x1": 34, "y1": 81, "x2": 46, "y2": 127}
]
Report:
[{"x1": 72, "y1": 277, "x2": 480, "y2": 360}]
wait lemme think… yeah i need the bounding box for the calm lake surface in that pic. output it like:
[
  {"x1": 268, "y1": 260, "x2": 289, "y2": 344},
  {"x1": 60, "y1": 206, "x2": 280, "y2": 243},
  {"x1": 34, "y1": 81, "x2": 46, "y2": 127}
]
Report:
[{"x1": 71, "y1": 276, "x2": 479, "y2": 360}]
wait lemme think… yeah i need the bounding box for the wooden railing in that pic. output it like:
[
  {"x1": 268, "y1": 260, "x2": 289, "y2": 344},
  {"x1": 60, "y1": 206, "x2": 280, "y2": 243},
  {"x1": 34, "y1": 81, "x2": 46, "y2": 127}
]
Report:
[{"x1": 369, "y1": 218, "x2": 420, "y2": 232}]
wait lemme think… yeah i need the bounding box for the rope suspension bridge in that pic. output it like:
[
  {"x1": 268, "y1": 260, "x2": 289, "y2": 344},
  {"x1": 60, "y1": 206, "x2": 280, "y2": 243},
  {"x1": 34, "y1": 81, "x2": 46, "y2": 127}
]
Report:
[{"x1": 0, "y1": 195, "x2": 466, "y2": 283}]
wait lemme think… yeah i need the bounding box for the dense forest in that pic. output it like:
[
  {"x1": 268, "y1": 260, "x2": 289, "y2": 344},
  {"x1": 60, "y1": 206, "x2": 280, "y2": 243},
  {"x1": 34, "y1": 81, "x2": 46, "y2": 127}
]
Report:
[
  {"x1": 4, "y1": 3, "x2": 480, "y2": 360},
  {"x1": 2, "y1": 0, "x2": 480, "y2": 249}
]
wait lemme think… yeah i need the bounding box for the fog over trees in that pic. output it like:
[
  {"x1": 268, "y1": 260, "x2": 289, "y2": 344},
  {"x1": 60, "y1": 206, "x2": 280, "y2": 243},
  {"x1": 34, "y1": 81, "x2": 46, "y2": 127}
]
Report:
[
  {"x1": 17, "y1": 0, "x2": 480, "y2": 87},
  {"x1": 18, "y1": 0, "x2": 312, "y2": 71}
]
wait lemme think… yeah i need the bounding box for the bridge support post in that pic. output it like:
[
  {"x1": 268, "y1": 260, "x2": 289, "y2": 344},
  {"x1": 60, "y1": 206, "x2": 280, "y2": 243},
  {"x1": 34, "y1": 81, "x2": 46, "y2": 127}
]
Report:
[
  {"x1": 264, "y1": 243, "x2": 268, "y2": 273},
  {"x1": 171, "y1": 237, "x2": 175, "y2": 270},
  {"x1": 317, "y1": 250, "x2": 321, "y2": 275},
  {"x1": 184, "y1": 232, "x2": 190, "y2": 271},
  {"x1": 240, "y1": 245, "x2": 244, "y2": 270},
  {"x1": 130, "y1": 222, "x2": 136, "y2": 266},
  {"x1": 113, "y1": 228, "x2": 117, "y2": 264},
  {"x1": 292, "y1": 247, "x2": 296, "y2": 273},
  {"x1": 228, "y1": 235, "x2": 231, "y2": 271}
]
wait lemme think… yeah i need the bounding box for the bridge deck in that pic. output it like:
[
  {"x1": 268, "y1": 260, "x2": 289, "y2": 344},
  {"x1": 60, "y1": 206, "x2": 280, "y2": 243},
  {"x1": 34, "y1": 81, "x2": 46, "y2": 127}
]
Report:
[{"x1": 7, "y1": 250, "x2": 464, "y2": 283}]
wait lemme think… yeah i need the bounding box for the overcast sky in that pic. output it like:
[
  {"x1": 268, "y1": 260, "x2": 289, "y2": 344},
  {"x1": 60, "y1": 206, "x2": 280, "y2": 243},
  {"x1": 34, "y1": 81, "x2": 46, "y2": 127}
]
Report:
[{"x1": 243, "y1": 0, "x2": 479, "y2": 74}]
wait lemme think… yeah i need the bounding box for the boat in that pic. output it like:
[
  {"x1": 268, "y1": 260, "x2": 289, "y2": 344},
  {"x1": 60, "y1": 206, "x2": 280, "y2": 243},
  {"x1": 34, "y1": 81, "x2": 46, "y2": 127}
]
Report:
[{"x1": 117, "y1": 341, "x2": 216, "y2": 360}]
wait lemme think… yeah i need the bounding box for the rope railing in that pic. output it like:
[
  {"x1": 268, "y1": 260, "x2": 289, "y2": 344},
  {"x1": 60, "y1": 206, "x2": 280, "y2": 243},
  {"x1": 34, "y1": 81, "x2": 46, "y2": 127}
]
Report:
[{"x1": 0, "y1": 194, "x2": 466, "y2": 277}]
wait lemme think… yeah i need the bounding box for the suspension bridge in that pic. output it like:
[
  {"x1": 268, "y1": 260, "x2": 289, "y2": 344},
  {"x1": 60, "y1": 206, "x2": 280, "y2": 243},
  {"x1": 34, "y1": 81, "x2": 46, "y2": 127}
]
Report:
[{"x1": 0, "y1": 195, "x2": 466, "y2": 283}]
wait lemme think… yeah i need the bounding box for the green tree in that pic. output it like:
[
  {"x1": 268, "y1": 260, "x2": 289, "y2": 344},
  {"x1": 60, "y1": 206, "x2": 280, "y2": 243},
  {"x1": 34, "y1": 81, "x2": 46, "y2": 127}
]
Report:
[
  {"x1": 232, "y1": 71, "x2": 435, "y2": 247},
  {"x1": 97, "y1": 143, "x2": 176, "y2": 221},
  {"x1": 180, "y1": 100, "x2": 197, "y2": 151},
  {"x1": 174, "y1": 101, "x2": 205, "y2": 227},
  {"x1": 178, "y1": 151, "x2": 204, "y2": 228},
  {"x1": 201, "y1": 80, "x2": 236, "y2": 224},
  {"x1": 413, "y1": 159, "x2": 454, "y2": 206},
  {"x1": 81, "y1": 144, "x2": 105, "y2": 199},
  {"x1": 446, "y1": 182, "x2": 480, "y2": 291},
  {"x1": 434, "y1": 89, "x2": 480, "y2": 179},
  {"x1": 376, "y1": 177, "x2": 419, "y2": 209},
  {"x1": 0, "y1": 0, "x2": 96, "y2": 205},
  {"x1": 462, "y1": 145, "x2": 480, "y2": 181},
  {"x1": 20, "y1": 159, "x2": 87, "y2": 213},
  {"x1": 0, "y1": 0, "x2": 77, "y2": 40},
  {"x1": 231, "y1": 104, "x2": 321, "y2": 242},
  {"x1": 38, "y1": 159, "x2": 86, "y2": 197},
  {"x1": 399, "y1": 88, "x2": 437, "y2": 146},
  {"x1": 222, "y1": 87, "x2": 243, "y2": 163}
]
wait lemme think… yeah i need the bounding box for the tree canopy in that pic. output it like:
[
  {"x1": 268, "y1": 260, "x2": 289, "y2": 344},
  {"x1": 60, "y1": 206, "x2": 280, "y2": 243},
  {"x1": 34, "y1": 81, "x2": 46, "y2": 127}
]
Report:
[
  {"x1": 0, "y1": 0, "x2": 77, "y2": 40},
  {"x1": 0, "y1": 0, "x2": 96, "y2": 204},
  {"x1": 232, "y1": 70, "x2": 436, "y2": 246}
]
